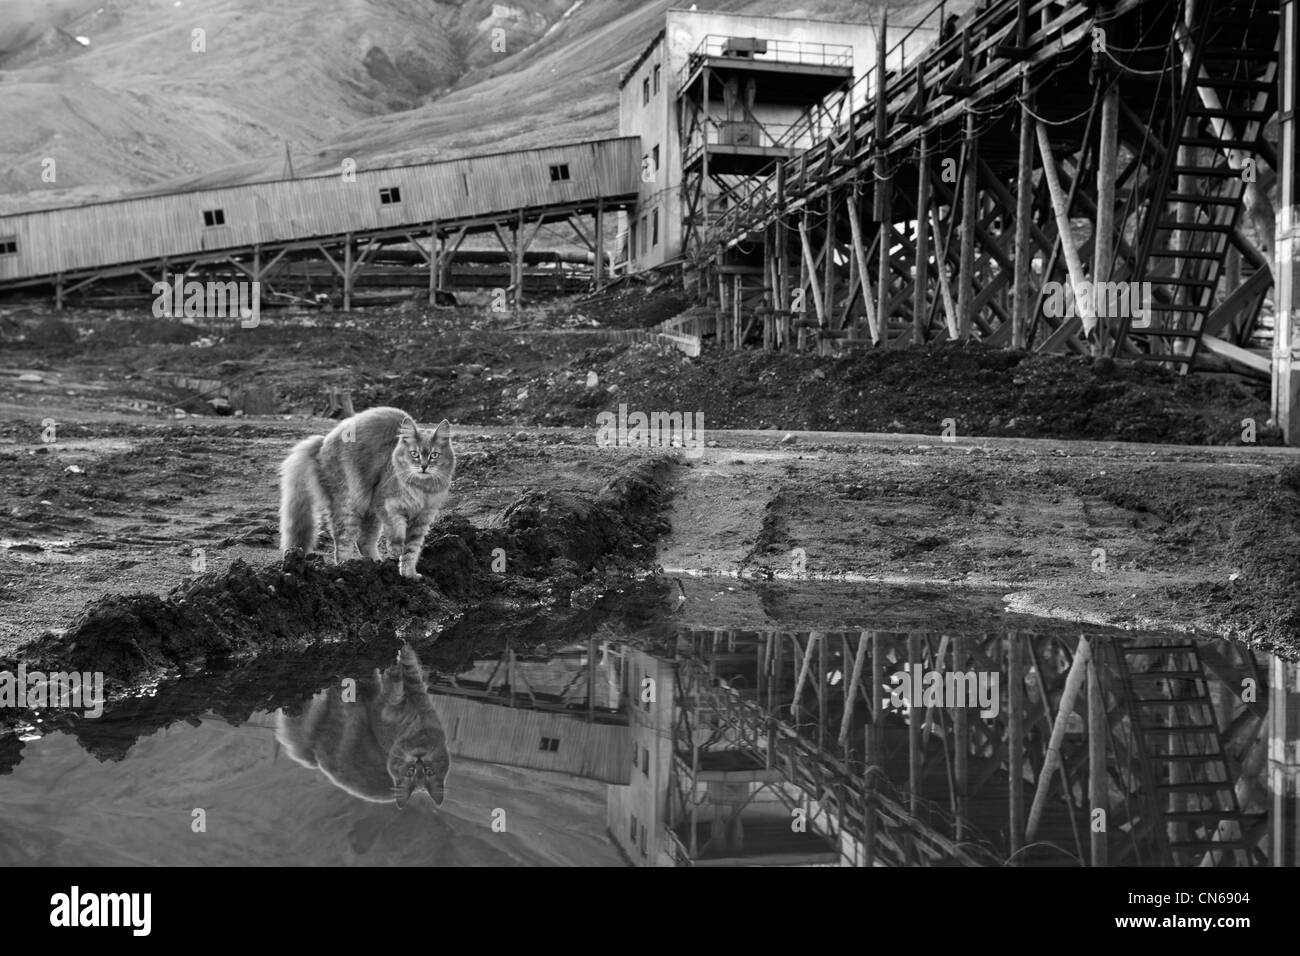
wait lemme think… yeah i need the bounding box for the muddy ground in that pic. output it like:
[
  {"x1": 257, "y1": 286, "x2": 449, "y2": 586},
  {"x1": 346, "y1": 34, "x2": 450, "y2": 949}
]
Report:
[{"x1": 1, "y1": 293, "x2": 1298, "y2": 673}]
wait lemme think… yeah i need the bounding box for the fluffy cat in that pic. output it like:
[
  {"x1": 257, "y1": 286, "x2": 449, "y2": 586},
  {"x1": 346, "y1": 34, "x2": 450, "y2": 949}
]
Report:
[
  {"x1": 279, "y1": 405, "x2": 455, "y2": 578},
  {"x1": 275, "y1": 642, "x2": 450, "y2": 808}
]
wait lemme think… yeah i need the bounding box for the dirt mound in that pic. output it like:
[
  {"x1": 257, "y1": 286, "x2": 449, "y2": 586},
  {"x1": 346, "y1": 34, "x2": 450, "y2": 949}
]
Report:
[{"x1": 3, "y1": 457, "x2": 673, "y2": 691}]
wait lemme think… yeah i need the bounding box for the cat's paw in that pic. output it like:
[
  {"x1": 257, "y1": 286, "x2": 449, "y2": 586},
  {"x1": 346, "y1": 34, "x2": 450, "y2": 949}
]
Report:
[{"x1": 399, "y1": 566, "x2": 423, "y2": 580}]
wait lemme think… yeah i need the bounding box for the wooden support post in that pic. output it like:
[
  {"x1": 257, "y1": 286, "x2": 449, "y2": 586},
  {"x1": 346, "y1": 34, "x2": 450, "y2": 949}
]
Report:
[
  {"x1": 874, "y1": 14, "x2": 892, "y2": 347},
  {"x1": 912, "y1": 76, "x2": 930, "y2": 346},
  {"x1": 1011, "y1": 107, "x2": 1034, "y2": 347},
  {"x1": 847, "y1": 190, "x2": 879, "y2": 343},
  {"x1": 342, "y1": 236, "x2": 353, "y2": 312},
  {"x1": 864, "y1": 632, "x2": 884, "y2": 867},
  {"x1": 594, "y1": 198, "x2": 605, "y2": 289},
  {"x1": 1088, "y1": 652, "x2": 1108, "y2": 867},
  {"x1": 732, "y1": 273, "x2": 742, "y2": 349},
  {"x1": 1094, "y1": 76, "x2": 1118, "y2": 351},
  {"x1": 953, "y1": 635, "x2": 968, "y2": 840},
  {"x1": 55, "y1": 274, "x2": 64, "y2": 312},
  {"x1": 839, "y1": 632, "x2": 868, "y2": 751},
  {"x1": 799, "y1": 213, "x2": 826, "y2": 327},
  {"x1": 1008, "y1": 634, "x2": 1025, "y2": 861},
  {"x1": 958, "y1": 115, "x2": 978, "y2": 341},
  {"x1": 818, "y1": 631, "x2": 827, "y2": 750},
  {"x1": 1026, "y1": 637, "x2": 1092, "y2": 843},
  {"x1": 514, "y1": 209, "x2": 524, "y2": 311},
  {"x1": 586, "y1": 637, "x2": 596, "y2": 722},
  {"x1": 823, "y1": 192, "x2": 836, "y2": 356},
  {"x1": 1275, "y1": 0, "x2": 1300, "y2": 443},
  {"x1": 1036, "y1": 123, "x2": 1098, "y2": 343},
  {"x1": 428, "y1": 221, "x2": 439, "y2": 306}
]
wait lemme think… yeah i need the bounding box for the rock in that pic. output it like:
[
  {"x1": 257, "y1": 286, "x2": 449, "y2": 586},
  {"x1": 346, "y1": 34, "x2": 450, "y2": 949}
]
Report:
[
  {"x1": 779, "y1": 433, "x2": 797, "y2": 445},
  {"x1": 17, "y1": 373, "x2": 42, "y2": 383},
  {"x1": 63, "y1": 465, "x2": 83, "y2": 474}
]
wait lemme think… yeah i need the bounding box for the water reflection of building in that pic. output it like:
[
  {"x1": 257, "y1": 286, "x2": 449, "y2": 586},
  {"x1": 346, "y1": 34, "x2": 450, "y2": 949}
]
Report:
[{"x1": 430, "y1": 642, "x2": 633, "y2": 785}]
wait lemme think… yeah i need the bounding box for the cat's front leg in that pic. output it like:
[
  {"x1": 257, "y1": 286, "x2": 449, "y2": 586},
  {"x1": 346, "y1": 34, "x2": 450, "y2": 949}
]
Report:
[
  {"x1": 399, "y1": 517, "x2": 432, "y2": 580},
  {"x1": 385, "y1": 515, "x2": 409, "y2": 573}
]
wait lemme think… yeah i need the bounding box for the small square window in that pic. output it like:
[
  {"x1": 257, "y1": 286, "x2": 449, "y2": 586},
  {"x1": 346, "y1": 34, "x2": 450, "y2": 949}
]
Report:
[
  {"x1": 202, "y1": 209, "x2": 225, "y2": 228},
  {"x1": 653, "y1": 63, "x2": 661, "y2": 94},
  {"x1": 539, "y1": 736, "x2": 559, "y2": 752},
  {"x1": 0, "y1": 235, "x2": 17, "y2": 256},
  {"x1": 379, "y1": 186, "x2": 402, "y2": 204},
  {"x1": 549, "y1": 163, "x2": 570, "y2": 182}
]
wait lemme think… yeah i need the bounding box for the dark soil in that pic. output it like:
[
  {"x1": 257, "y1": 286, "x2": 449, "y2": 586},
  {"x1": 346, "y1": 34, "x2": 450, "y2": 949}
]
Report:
[{"x1": 0, "y1": 293, "x2": 1277, "y2": 445}]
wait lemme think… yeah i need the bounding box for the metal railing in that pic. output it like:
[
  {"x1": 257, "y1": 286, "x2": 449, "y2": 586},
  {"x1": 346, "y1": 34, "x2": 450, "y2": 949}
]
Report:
[{"x1": 680, "y1": 35, "x2": 853, "y2": 89}]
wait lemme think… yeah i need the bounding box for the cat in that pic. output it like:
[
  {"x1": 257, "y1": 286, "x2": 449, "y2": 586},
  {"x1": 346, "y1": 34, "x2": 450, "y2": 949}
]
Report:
[
  {"x1": 279, "y1": 405, "x2": 455, "y2": 579},
  {"x1": 275, "y1": 641, "x2": 450, "y2": 809}
]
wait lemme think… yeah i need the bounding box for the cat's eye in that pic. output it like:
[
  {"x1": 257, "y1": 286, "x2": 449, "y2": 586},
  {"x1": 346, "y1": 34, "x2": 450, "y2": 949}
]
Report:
[
  {"x1": 409, "y1": 450, "x2": 419, "y2": 460},
  {"x1": 406, "y1": 768, "x2": 415, "y2": 777}
]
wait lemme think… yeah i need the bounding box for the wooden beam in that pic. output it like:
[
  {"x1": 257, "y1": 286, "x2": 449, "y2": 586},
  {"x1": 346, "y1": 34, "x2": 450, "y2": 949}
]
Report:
[
  {"x1": 958, "y1": 119, "x2": 978, "y2": 341},
  {"x1": 1087, "y1": 653, "x2": 1107, "y2": 867},
  {"x1": 1011, "y1": 86, "x2": 1035, "y2": 349},
  {"x1": 1036, "y1": 122, "x2": 1098, "y2": 342},
  {"x1": 799, "y1": 213, "x2": 827, "y2": 326},
  {"x1": 1026, "y1": 637, "x2": 1092, "y2": 843},
  {"x1": 846, "y1": 190, "x2": 879, "y2": 342},
  {"x1": 1094, "y1": 78, "x2": 1118, "y2": 351},
  {"x1": 1008, "y1": 634, "x2": 1025, "y2": 861}
]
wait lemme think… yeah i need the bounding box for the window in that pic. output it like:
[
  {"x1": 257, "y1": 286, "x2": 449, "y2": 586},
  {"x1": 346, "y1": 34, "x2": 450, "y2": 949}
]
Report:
[
  {"x1": 642, "y1": 77, "x2": 650, "y2": 106},
  {"x1": 379, "y1": 186, "x2": 402, "y2": 204},
  {"x1": 630, "y1": 814, "x2": 637, "y2": 841},
  {"x1": 651, "y1": 208, "x2": 659, "y2": 247},
  {"x1": 652, "y1": 145, "x2": 660, "y2": 172},
  {"x1": 639, "y1": 823, "x2": 647, "y2": 857},
  {"x1": 549, "y1": 163, "x2": 570, "y2": 182},
  {"x1": 641, "y1": 747, "x2": 649, "y2": 776},
  {"x1": 539, "y1": 736, "x2": 559, "y2": 752},
  {"x1": 630, "y1": 222, "x2": 637, "y2": 260},
  {"x1": 0, "y1": 235, "x2": 17, "y2": 256},
  {"x1": 653, "y1": 63, "x2": 661, "y2": 94},
  {"x1": 202, "y1": 209, "x2": 225, "y2": 227}
]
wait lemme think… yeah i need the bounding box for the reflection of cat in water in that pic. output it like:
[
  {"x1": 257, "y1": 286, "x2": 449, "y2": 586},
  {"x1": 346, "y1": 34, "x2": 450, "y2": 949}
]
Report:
[{"x1": 276, "y1": 642, "x2": 449, "y2": 808}]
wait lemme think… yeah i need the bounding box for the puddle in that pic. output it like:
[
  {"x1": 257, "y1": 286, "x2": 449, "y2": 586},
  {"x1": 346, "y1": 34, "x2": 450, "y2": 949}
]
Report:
[{"x1": 0, "y1": 576, "x2": 1295, "y2": 867}]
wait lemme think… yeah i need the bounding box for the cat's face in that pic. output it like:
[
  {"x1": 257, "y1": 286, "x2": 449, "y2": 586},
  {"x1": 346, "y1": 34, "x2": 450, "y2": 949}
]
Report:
[
  {"x1": 388, "y1": 739, "x2": 449, "y2": 809},
  {"x1": 394, "y1": 418, "x2": 455, "y2": 491}
]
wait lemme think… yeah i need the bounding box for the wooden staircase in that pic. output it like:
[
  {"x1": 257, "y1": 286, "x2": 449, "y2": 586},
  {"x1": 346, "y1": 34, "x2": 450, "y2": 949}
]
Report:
[
  {"x1": 1117, "y1": 0, "x2": 1279, "y2": 367},
  {"x1": 1111, "y1": 641, "x2": 1264, "y2": 866}
]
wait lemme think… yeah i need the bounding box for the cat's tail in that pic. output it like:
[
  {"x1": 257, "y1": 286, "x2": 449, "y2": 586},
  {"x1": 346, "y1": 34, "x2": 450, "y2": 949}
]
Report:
[{"x1": 279, "y1": 434, "x2": 326, "y2": 553}]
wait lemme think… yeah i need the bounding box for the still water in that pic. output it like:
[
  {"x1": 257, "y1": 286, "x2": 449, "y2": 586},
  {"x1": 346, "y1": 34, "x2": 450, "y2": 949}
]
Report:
[{"x1": 0, "y1": 578, "x2": 1294, "y2": 867}]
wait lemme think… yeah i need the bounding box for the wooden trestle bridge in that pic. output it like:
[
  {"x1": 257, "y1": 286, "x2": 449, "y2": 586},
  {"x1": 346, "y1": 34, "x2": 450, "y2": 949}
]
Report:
[
  {"x1": 701, "y1": 0, "x2": 1291, "y2": 408},
  {"x1": 668, "y1": 630, "x2": 1284, "y2": 866}
]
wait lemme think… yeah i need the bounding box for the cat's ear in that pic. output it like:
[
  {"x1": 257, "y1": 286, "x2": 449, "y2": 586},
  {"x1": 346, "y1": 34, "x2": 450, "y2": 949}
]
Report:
[
  {"x1": 432, "y1": 419, "x2": 452, "y2": 445},
  {"x1": 398, "y1": 416, "x2": 418, "y2": 442}
]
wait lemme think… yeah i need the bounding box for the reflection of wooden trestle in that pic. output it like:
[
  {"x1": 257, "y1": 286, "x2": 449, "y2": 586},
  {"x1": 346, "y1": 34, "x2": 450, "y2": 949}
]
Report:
[{"x1": 667, "y1": 630, "x2": 1272, "y2": 866}]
